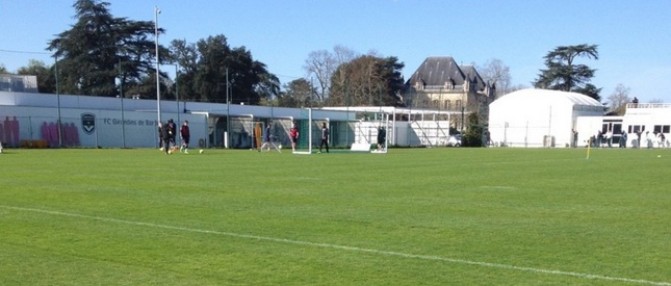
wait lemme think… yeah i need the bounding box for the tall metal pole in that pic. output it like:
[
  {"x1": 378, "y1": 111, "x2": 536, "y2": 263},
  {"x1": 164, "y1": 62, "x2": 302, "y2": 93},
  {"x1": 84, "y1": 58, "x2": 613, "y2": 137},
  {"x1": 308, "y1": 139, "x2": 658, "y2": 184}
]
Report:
[
  {"x1": 119, "y1": 58, "x2": 126, "y2": 148},
  {"x1": 54, "y1": 55, "x2": 62, "y2": 147},
  {"x1": 175, "y1": 64, "x2": 180, "y2": 147},
  {"x1": 154, "y1": 6, "x2": 161, "y2": 125},
  {"x1": 345, "y1": 78, "x2": 349, "y2": 146},
  {"x1": 226, "y1": 68, "x2": 230, "y2": 149}
]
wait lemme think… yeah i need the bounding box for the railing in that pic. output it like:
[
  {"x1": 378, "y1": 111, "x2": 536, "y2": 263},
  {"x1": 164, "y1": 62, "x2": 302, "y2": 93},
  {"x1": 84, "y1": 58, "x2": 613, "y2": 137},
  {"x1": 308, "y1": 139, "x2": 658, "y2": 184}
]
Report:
[
  {"x1": 408, "y1": 121, "x2": 454, "y2": 147},
  {"x1": 626, "y1": 103, "x2": 671, "y2": 109},
  {"x1": 354, "y1": 125, "x2": 372, "y2": 145}
]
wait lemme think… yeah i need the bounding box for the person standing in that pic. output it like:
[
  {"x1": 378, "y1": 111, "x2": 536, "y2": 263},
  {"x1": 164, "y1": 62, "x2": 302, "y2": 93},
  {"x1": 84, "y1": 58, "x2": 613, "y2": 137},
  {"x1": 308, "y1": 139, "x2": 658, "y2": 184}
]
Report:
[
  {"x1": 635, "y1": 130, "x2": 642, "y2": 148},
  {"x1": 646, "y1": 131, "x2": 653, "y2": 148},
  {"x1": 660, "y1": 132, "x2": 666, "y2": 148},
  {"x1": 260, "y1": 124, "x2": 271, "y2": 151},
  {"x1": 319, "y1": 122, "x2": 329, "y2": 153},
  {"x1": 377, "y1": 126, "x2": 386, "y2": 151},
  {"x1": 289, "y1": 122, "x2": 299, "y2": 152},
  {"x1": 260, "y1": 123, "x2": 281, "y2": 152},
  {"x1": 167, "y1": 119, "x2": 177, "y2": 151},
  {"x1": 160, "y1": 122, "x2": 171, "y2": 154},
  {"x1": 620, "y1": 131, "x2": 627, "y2": 148},
  {"x1": 157, "y1": 122, "x2": 164, "y2": 151},
  {"x1": 180, "y1": 120, "x2": 190, "y2": 154}
]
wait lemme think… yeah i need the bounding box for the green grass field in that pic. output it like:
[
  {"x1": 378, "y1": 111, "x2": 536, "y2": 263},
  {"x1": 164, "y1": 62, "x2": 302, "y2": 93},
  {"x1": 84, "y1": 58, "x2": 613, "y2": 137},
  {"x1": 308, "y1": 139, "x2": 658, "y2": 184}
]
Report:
[{"x1": 1, "y1": 147, "x2": 669, "y2": 285}]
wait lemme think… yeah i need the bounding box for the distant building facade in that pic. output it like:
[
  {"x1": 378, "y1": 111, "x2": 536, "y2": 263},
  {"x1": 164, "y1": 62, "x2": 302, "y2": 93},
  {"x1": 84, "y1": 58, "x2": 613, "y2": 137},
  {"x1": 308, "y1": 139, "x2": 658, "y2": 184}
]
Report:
[{"x1": 404, "y1": 57, "x2": 495, "y2": 131}]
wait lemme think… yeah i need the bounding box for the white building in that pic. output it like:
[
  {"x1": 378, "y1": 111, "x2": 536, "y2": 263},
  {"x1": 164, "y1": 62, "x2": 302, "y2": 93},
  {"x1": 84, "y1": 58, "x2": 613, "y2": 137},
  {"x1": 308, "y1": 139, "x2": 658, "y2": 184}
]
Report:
[
  {"x1": 0, "y1": 91, "x2": 354, "y2": 149},
  {"x1": 0, "y1": 91, "x2": 455, "y2": 149},
  {"x1": 616, "y1": 103, "x2": 671, "y2": 148},
  {"x1": 488, "y1": 88, "x2": 605, "y2": 148}
]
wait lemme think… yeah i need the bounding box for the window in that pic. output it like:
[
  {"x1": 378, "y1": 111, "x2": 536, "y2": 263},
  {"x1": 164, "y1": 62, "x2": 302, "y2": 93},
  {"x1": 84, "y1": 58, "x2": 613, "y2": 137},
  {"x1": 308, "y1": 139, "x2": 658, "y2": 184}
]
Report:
[
  {"x1": 603, "y1": 123, "x2": 622, "y2": 134},
  {"x1": 628, "y1": 125, "x2": 645, "y2": 133},
  {"x1": 414, "y1": 81, "x2": 424, "y2": 91},
  {"x1": 653, "y1": 125, "x2": 670, "y2": 133}
]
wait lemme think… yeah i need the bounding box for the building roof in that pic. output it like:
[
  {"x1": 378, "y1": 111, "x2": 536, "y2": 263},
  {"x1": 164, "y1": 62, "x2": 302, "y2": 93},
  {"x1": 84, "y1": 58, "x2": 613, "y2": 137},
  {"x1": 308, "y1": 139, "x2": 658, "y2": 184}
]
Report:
[
  {"x1": 406, "y1": 57, "x2": 486, "y2": 91},
  {"x1": 492, "y1": 88, "x2": 604, "y2": 109},
  {"x1": 459, "y1": 65, "x2": 486, "y2": 91},
  {"x1": 408, "y1": 57, "x2": 464, "y2": 87}
]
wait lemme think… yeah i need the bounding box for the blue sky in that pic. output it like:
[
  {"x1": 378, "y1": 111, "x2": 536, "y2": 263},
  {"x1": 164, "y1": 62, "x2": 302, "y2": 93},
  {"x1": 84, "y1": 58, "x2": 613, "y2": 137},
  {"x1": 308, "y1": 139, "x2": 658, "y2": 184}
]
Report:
[{"x1": 1, "y1": 0, "x2": 670, "y2": 103}]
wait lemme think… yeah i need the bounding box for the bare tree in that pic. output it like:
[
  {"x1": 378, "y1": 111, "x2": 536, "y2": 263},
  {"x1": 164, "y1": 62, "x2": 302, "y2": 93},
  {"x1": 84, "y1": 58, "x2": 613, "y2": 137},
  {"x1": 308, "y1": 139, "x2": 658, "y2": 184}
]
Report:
[
  {"x1": 607, "y1": 83, "x2": 631, "y2": 115},
  {"x1": 303, "y1": 45, "x2": 357, "y2": 102},
  {"x1": 303, "y1": 50, "x2": 332, "y2": 102},
  {"x1": 333, "y1": 45, "x2": 356, "y2": 66},
  {"x1": 477, "y1": 58, "x2": 511, "y2": 97}
]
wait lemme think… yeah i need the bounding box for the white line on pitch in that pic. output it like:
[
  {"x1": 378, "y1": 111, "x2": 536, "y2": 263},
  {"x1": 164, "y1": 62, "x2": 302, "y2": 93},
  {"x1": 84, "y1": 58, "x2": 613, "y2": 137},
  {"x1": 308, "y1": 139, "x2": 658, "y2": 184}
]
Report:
[{"x1": 2, "y1": 204, "x2": 669, "y2": 286}]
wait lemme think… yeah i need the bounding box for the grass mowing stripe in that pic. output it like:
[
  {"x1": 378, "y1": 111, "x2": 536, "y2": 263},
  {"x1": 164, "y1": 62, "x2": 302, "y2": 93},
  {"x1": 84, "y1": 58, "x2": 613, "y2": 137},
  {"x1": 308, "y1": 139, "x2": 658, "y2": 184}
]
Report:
[{"x1": 3, "y1": 204, "x2": 669, "y2": 286}]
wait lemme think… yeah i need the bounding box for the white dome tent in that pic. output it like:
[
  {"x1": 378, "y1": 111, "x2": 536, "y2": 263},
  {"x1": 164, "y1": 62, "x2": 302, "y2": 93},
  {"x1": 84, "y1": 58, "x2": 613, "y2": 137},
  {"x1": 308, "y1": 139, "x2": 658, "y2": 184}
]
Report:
[{"x1": 488, "y1": 88, "x2": 605, "y2": 148}]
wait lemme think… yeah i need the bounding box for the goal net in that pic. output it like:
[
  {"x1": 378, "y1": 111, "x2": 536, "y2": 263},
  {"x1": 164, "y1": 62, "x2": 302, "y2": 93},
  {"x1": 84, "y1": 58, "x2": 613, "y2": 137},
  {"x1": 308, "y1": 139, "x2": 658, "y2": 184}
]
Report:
[
  {"x1": 292, "y1": 108, "x2": 323, "y2": 154},
  {"x1": 353, "y1": 112, "x2": 389, "y2": 154},
  {"x1": 292, "y1": 108, "x2": 390, "y2": 154}
]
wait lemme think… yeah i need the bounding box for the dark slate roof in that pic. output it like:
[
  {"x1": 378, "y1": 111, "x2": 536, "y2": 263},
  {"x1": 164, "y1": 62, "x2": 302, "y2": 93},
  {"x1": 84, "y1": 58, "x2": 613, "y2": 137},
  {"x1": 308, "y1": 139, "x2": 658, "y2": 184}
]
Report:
[
  {"x1": 459, "y1": 65, "x2": 486, "y2": 91},
  {"x1": 407, "y1": 57, "x2": 466, "y2": 87}
]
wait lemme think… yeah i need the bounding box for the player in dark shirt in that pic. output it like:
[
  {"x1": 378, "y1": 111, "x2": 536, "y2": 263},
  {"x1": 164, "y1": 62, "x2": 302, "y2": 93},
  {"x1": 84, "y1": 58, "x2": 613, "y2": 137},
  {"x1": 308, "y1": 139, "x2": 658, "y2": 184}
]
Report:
[
  {"x1": 180, "y1": 120, "x2": 190, "y2": 153},
  {"x1": 377, "y1": 126, "x2": 386, "y2": 151},
  {"x1": 319, "y1": 122, "x2": 329, "y2": 153},
  {"x1": 159, "y1": 122, "x2": 170, "y2": 154},
  {"x1": 167, "y1": 119, "x2": 177, "y2": 151}
]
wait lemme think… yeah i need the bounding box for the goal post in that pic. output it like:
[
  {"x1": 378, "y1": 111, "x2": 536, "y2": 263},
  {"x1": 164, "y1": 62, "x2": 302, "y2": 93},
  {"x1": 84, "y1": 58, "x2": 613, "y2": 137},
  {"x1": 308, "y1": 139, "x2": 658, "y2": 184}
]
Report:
[
  {"x1": 292, "y1": 107, "x2": 389, "y2": 154},
  {"x1": 293, "y1": 108, "x2": 313, "y2": 154},
  {"x1": 292, "y1": 108, "x2": 334, "y2": 154},
  {"x1": 371, "y1": 112, "x2": 390, "y2": 154}
]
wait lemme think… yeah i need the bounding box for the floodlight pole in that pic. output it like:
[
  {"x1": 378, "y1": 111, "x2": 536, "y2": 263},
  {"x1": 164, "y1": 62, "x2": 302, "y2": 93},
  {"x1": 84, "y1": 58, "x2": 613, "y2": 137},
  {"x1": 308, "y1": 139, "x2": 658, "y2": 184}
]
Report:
[
  {"x1": 54, "y1": 54, "x2": 62, "y2": 148},
  {"x1": 175, "y1": 64, "x2": 180, "y2": 147},
  {"x1": 154, "y1": 6, "x2": 161, "y2": 125},
  {"x1": 345, "y1": 79, "x2": 349, "y2": 146},
  {"x1": 226, "y1": 68, "x2": 231, "y2": 148},
  {"x1": 119, "y1": 58, "x2": 126, "y2": 148}
]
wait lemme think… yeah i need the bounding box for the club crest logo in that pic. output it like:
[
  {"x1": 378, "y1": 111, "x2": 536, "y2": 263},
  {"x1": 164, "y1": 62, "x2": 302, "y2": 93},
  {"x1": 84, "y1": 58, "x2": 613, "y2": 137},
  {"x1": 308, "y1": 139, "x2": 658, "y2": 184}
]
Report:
[{"x1": 81, "y1": 113, "x2": 96, "y2": 134}]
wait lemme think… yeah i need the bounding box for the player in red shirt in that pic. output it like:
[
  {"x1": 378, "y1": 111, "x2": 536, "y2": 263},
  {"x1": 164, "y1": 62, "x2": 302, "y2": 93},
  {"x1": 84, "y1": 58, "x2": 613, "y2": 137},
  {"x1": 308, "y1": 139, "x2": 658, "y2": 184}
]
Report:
[{"x1": 289, "y1": 122, "x2": 299, "y2": 152}]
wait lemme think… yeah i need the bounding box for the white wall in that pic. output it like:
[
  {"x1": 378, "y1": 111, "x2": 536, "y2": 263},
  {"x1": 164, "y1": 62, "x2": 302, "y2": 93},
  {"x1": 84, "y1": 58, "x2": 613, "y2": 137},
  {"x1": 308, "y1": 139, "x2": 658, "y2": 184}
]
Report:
[
  {"x1": 488, "y1": 89, "x2": 605, "y2": 148},
  {"x1": 0, "y1": 105, "x2": 207, "y2": 148},
  {"x1": 1, "y1": 91, "x2": 470, "y2": 148},
  {"x1": 575, "y1": 116, "x2": 603, "y2": 147},
  {"x1": 489, "y1": 103, "x2": 566, "y2": 147}
]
